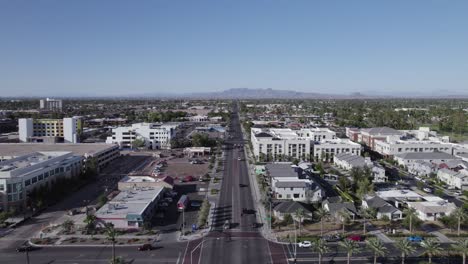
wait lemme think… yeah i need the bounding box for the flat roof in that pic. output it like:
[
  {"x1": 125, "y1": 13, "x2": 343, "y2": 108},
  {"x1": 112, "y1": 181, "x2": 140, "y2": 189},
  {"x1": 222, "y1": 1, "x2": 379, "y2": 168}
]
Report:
[
  {"x1": 376, "y1": 189, "x2": 422, "y2": 199},
  {"x1": 0, "y1": 143, "x2": 118, "y2": 157},
  {"x1": 96, "y1": 187, "x2": 164, "y2": 218}
]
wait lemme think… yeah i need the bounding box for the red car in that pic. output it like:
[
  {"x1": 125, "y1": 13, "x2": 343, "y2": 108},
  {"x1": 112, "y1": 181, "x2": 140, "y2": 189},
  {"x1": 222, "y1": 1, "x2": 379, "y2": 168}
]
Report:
[
  {"x1": 183, "y1": 175, "x2": 195, "y2": 182},
  {"x1": 347, "y1": 235, "x2": 365, "y2": 242}
]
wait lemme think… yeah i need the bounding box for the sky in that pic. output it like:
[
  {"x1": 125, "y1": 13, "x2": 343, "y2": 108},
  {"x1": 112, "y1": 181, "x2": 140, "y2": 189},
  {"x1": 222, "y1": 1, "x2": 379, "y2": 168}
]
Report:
[{"x1": 0, "y1": 0, "x2": 467, "y2": 97}]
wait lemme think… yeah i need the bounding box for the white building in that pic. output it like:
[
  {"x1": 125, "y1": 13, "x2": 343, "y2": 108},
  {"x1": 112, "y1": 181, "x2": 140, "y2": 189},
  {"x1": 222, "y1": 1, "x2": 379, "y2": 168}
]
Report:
[
  {"x1": 266, "y1": 163, "x2": 324, "y2": 203},
  {"x1": 95, "y1": 187, "x2": 165, "y2": 229},
  {"x1": 106, "y1": 123, "x2": 179, "y2": 149},
  {"x1": 188, "y1": 115, "x2": 209, "y2": 122},
  {"x1": 251, "y1": 128, "x2": 359, "y2": 161},
  {"x1": 407, "y1": 198, "x2": 457, "y2": 221},
  {"x1": 0, "y1": 151, "x2": 82, "y2": 211},
  {"x1": 394, "y1": 152, "x2": 460, "y2": 167},
  {"x1": 362, "y1": 196, "x2": 403, "y2": 220},
  {"x1": 375, "y1": 140, "x2": 454, "y2": 157},
  {"x1": 408, "y1": 161, "x2": 437, "y2": 177},
  {"x1": 39, "y1": 98, "x2": 62, "y2": 111},
  {"x1": 333, "y1": 153, "x2": 371, "y2": 170},
  {"x1": 19, "y1": 117, "x2": 82, "y2": 143},
  {"x1": 437, "y1": 168, "x2": 468, "y2": 190},
  {"x1": 0, "y1": 143, "x2": 119, "y2": 173}
]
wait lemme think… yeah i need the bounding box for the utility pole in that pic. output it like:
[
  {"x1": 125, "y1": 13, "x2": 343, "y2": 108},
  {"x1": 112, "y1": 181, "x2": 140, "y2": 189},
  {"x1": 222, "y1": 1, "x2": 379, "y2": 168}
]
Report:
[{"x1": 25, "y1": 247, "x2": 30, "y2": 264}]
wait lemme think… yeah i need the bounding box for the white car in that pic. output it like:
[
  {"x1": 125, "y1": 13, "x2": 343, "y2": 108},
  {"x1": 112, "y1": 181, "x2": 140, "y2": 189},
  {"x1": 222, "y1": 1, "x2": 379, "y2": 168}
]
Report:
[
  {"x1": 454, "y1": 191, "x2": 462, "y2": 196},
  {"x1": 298, "y1": 241, "x2": 312, "y2": 248},
  {"x1": 423, "y1": 187, "x2": 432, "y2": 193}
]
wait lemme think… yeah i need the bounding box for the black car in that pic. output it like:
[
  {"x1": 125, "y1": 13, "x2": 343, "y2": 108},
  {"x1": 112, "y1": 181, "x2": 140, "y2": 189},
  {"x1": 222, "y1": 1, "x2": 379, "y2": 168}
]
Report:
[
  {"x1": 16, "y1": 245, "x2": 34, "y2": 252},
  {"x1": 138, "y1": 244, "x2": 154, "y2": 251}
]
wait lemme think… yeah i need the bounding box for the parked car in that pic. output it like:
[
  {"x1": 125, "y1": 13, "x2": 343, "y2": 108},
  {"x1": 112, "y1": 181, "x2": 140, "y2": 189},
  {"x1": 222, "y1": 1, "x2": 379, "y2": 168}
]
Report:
[
  {"x1": 164, "y1": 197, "x2": 173, "y2": 203},
  {"x1": 183, "y1": 175, "x2": 195, "y2": 182},
  {"x1": 191, "y1": 201, "x2": 202, "y2": 208},
  {"x1": 159, "y1": 202, "x2": 169, "y2": 207},
  {"x1": 298, "y1": 241, "x2": 312, "y2": 248},
  {"x1": 138, "y1": 244, "x2": 154, "y2": 251},
  {"x1": 454, "y1": 191, "x2": 462, "y2": 196},
  {"x1": 423, "y1": 187, "x2": 432, "y2": 193},
  {"x1": 323, "y1": 234, "x2": 341, "y2": 242},
  {"x1": 407, "y1": 236, "x2": 424, "y2": 242},
  {"x1": 347, "y1": 235, "x2": 365, "y2": 242}
]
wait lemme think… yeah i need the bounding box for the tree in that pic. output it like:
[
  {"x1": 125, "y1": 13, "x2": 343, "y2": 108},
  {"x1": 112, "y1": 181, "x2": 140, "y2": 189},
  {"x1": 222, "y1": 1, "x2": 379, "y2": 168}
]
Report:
[
  {"x1": 356, "y1": 177, "x2": 373, "y2": 200},
  {"x1": 312, "y1": 239, "x2": 330, "y2": 264},
  {"x1": 394, "y1": 239, "x2": 415, "y2": 264},
  {"x1": 84, "y1": 215, "x2": 97, "y2": 234},
  {"x1": 403, "y1": 208, "x2": 418, "y2": 233},
  {"x1": 360, "y1": 207, "x2": 376, "y2": 235},
  {"x1": 105, "y1": 223, "x2": 119, "y2": 264},
  {"x1": 131, "y1": 138, "x2": 146, "y2": 149},
  {"x1": 366, "y1": 238, "x2": 387, "y2": 264},
  {"x1": 315, "y1": 208, "x2": 329, "y2": 237},
  {"x1": 452, "y1": 239, "x2": 468, "y2": 264},
  {"x1": 453, "y1": 208, "x2": 467, "y2": 236},
  {"x1": 339, "y1": 239, "x2": 360, "y2": 264},
  {"x1": 282, "y1": 213, "x2": 293, "y2": 226},
  {"x1": 338, "y1": 210, "x2": 351, "y2": 234},
  {"x1": 420, "y1": 238, "x2": 442, "y2": 264},
  {"x1": 98, "y1": 194, "x2": 108, "y2": 208},
  {"x1": 61, "y1": 219, "x2": 75, "y2": 234},
  {"x1": 294, "y1": 208, "x2": 305, "y2": 236}
]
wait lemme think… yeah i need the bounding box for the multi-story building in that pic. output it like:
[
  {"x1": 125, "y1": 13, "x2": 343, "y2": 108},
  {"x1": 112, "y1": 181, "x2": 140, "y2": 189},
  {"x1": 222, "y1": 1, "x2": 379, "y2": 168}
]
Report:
[
  {"x1": 106, "y1": 123, "x2": 179, "y2": 149},
  {"x1": 251, "y1": 128, "x2": 359, "y2": 161},
  {"x1": 393, "y1": 152, "x2": 460, "y2": 167},
  {"x1": 18, "y1": 117, "x2": 82, "y2": 143},
  {"x1": 437, "y1": 169, "x2": 468, "y2": 190},
  {"x1": 0, "y1": 143, "x2": 119, "y2": 173},
  {"x1": 376, "y1": 140, "x2": 455, "y2": 157},
  {"x1": 39, "y1": 98, "x2": 63, "y2": 111},
  {"x1": 0, "y1": 151, "x2": 82, "y2": 211}
]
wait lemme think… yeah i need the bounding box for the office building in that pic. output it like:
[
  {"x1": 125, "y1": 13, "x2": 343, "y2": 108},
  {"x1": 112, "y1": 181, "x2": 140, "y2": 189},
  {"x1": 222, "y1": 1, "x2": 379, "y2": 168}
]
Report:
[
  {"x1": 0, "y1": 151, "x2": 82, "y2": 211},
  {"x1": 106, "y1": 122, "x2": 179, "y2": 149},
  {"x1": 18, "y1": 117, "x2": 82, "y2": 143},
  {"x1": 0, "y1": 143, "x2": 119, "y2": 173},
  {"x1": 39, "y1": 98, "x2": 63, "y2": 111}
]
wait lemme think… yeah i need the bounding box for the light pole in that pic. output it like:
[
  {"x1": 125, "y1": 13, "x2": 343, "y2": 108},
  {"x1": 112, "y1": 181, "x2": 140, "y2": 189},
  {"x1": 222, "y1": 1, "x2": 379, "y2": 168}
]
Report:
[{"x1": 25, "y1": 247, "x2": 30, "y2": 264}]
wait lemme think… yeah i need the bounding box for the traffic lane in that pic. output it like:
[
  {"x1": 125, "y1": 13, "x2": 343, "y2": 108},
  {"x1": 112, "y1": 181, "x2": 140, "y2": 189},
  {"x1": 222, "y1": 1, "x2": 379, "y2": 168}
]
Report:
[{"x1": 1, "y1": 242, "x2": 188, "y2": 264}]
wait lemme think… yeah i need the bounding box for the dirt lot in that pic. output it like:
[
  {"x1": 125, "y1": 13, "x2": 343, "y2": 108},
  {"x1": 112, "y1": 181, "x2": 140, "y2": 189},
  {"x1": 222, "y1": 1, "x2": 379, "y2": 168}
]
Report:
[{"x1": 164, "y1": 157, "x2": 210, "y2": 179}]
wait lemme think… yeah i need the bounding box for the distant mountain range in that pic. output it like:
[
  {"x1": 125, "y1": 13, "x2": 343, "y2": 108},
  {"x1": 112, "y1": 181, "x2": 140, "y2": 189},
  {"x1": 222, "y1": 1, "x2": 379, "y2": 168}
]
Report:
[
  {"x1": 139, "y1": 88, "x2": 374, "y2": 99},
  {"x1": 3, "y1": 88, "x2": 468, "y2": 99}
]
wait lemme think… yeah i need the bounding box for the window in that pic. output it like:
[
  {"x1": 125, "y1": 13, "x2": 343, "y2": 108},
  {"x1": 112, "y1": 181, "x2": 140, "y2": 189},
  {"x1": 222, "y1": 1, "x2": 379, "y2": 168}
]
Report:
[
  {"x1": 0, "y1": 184, "x2": 4, "y2": 191},
  {"x1": 60, "y1": 167, "x2": 64, "y2": 172},
  {"x1": 38, "y1": 174, "x2": 44, "y2": 181},
  {"x1": 50, "y1": 170, "x2": 55, "y2": 176},
  {"x1": 25, "y1": 180, "x2": 31, "y2": 186},
  {"x1": 32, "y1": 177, "x2": 37, "y2": 183}
]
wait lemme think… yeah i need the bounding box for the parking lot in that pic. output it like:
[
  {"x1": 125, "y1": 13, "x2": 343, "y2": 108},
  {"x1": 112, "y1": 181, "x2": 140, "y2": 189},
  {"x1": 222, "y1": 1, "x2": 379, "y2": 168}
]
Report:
[{"x1": 150, "y1": 155, "x2": 212, "y2": 235}]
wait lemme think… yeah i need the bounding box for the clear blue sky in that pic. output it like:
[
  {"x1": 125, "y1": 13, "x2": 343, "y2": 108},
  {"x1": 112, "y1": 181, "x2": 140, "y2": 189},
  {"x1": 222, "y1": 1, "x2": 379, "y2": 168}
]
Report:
[{"x1": 1, "y1": 0, "x2": 467, "y2": 97}]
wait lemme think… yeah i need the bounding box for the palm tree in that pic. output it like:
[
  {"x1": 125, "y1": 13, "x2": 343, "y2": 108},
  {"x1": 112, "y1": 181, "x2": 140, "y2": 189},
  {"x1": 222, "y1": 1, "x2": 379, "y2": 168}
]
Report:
[
  {"x1": 339, "y1": 239, "x2": 360, "y2": 264},
  {"x1": 420, "y1": 238, "x2": 442, "y2": 263},
  {"x1": 312, "y1": 239, "x2": 330, "y2": 264},
  {"x1": 294, "y1": 208, "x2": 305, "y2": 236},
  {"x1": 452, "y1": 239, "x2": 468, "y2": 264},
  {"x1": 403, "y1": 208, "x2": 417, "y2": 233},
  {"x1": 453, "y1": 208, "x2": 467, "y2": 236},
  {"x1": 338, "y1": 210, "x2": 351, "y2": 234},
  {"x1": 366, "y1": 238, "x2": 387, "y2": 264},
  {"x1": 395, "y1": 239, "x2": 415, "y2": 264},
  {"x1": 105, "y1": 223, "x2": 119, "y2": 264},
  {"x1": 315, "y1": 208, "x2": 329, "y2": 237},
  {"x1": 360, "y1": 207, "x2": 375, "y2": 235}
]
